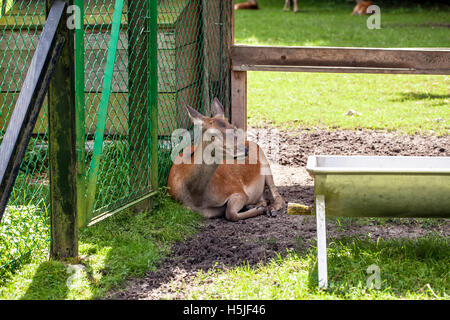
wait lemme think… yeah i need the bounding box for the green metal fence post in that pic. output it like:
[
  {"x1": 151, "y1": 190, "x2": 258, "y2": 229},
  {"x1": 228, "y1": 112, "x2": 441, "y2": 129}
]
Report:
[
  {"x1": 85, "y1": 0, "x2": 124, "y2": 221},
  {"x1": 74, "y1": 0, "x2": 86, "y2": 228},
  {"x1": 149, "y1": 0, "x2": 158, "y2": 193},
  {"x1": 47, "y1": 0, "x2": 78, "y2": 259}
]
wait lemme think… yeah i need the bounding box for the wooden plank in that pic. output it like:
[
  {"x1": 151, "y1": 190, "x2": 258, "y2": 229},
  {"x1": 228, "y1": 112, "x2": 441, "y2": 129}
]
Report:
[
  {"x1": 1, "y1": 31, "x2": 198, "y2": 92},
  {"x1": 47, "y1": 0, "x2": 78, "y2": 260},
  {"x1": 5, "y1": 43, "x2": 450, "y2": 92},
  {"x1": 1, "y1": 28, "x2": 203, "y2": 92},
  {"x1": 232, "y1": 65, "x2": 432, "y2": 74},
  {"x1": 0, "y1": 0, "x2": 190, "y2": 29},
  {"x1": 231, "y1": 70, "x2": 246, "y2": 131},
  {"x1": 0, "y1": 1, "x2": 64, "y2": 221},
  {"x1": 2, "y1": 91, "x2": 193, "y2": 136},
  {"x1": 223, "y1": 0, "x2": 233, "y2": 118},
  {"x1": 231, "y1": 45, "x2": 450, "y2": 75}
]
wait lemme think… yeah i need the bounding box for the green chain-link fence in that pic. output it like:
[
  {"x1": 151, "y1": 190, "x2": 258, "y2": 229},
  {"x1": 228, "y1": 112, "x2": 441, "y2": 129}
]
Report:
[
  {"x1": 0, "y1": 0, "x2": 50, "y2": 276},
  {"x1": 0, "y1": 0, "x2": 231, "y2": 276}
]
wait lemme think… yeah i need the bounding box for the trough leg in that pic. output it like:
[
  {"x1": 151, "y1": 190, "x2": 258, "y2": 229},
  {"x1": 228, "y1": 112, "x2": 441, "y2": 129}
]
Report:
[{"x1": 315, "y1": 194, "x2": 328, "y2": 290}]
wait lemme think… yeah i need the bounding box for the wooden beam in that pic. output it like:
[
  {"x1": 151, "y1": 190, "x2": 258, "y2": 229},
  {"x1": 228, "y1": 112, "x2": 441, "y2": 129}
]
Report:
[
  {"x1": 47, "y1": 0, "x2": 78, "y2": 260},
  {"x1": 232, "y1": 45, "x2": 450, "y2": 75},
  {"x1": 0, "y1": 1, "x2": 65, "y2": 221},
  {"x1": 231, "y1": 70, "x2": 247, "y2": 131}
]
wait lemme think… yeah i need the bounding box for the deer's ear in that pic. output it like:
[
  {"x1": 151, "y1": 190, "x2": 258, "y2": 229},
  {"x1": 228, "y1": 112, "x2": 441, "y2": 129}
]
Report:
[
  {"x1": 185, "y1": 104, "x2": 204, "y2": 126},
  {"x1": 211, "y1": 98, "x2": 225, "y2": 118}
]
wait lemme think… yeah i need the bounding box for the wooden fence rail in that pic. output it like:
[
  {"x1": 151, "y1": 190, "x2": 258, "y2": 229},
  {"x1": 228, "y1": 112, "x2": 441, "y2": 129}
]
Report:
[{"x1": 230, "y1": 45, "x2": 450, "y2": 130}]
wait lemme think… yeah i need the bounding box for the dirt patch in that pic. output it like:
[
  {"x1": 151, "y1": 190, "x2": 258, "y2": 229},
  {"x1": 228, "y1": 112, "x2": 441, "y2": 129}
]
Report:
[
  {"x1": 108, "y1": 128, "x2": 449, "y2": 300},
  {"x1": 275, "y1": 127, "x2": 449, "y2": 167}
]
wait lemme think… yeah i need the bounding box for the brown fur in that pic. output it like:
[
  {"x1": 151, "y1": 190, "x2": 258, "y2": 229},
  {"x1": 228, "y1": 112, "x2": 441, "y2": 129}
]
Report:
[
  {"x1": 352, "y1": 1, "x2": 373, "y2": 15},
  {"x1": 169, "y1": 142, "x2": 262, "y2": 203},
  {"x1": 234, "y1": 1, "x2": 258, "y2": 10},
  {"x1": 168, "y1": 100, "x2": 285, "y2": 222}
]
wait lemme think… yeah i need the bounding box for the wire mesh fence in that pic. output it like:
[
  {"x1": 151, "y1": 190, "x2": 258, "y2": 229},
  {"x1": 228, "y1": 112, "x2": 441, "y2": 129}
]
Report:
[
  {"x1": 0, "y1": 0, "x2": 50, "y2": 276},
  {"x1": 0, "y1": 0, "x2": 232, "y2": 275}
]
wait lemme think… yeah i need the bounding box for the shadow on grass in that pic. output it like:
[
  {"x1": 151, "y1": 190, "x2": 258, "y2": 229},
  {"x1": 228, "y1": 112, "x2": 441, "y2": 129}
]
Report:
[
  {"x1": 306, "y1": 235, "x2": 449, "y2": 298},
  {"x1": 13, "y1": 195, "x2": 201, "y2": 300},
  {"x1": 385, "y1": 23, "x2": 450, "y2": 29},
  {"x1": 391, "y1": 92, "x2": 450, "y2": 104},
  {"x1": 14, "y1": 193, "x2": 449, "y2": 299},
  {"x1": 21, "y1": 262, "x2": 70, "y2": 300}
]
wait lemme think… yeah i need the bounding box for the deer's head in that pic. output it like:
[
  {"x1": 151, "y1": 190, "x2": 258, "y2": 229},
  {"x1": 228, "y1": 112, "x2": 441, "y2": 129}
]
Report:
[{"x1": 185, "y1": 98, "x2": 248, "y2": 163}]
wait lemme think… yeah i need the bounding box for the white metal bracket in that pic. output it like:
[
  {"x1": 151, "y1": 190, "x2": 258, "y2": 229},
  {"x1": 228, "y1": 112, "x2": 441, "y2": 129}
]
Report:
[{"x1": 315, "y1": 194, "x2": 328, "y2": 290}]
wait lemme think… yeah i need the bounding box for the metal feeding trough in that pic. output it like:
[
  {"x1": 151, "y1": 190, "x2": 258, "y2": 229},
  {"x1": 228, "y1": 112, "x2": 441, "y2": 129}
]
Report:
[
  {"x1": 304, "y1": 155, "x2": 450, "y2": 289},
  {"x1": 306, "y1": 155, "x2": 450, "y2": 218}
]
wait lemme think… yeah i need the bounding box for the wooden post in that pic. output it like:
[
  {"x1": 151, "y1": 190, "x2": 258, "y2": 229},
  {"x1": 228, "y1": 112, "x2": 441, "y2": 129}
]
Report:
[
  {"x1": 231, "y1": 70, "x2": 247, "y2": 131},
  {"x1": 201, "y1": 0, "x2": 211, "y2": 116},
  {"x1": 47, "y1": 0, "x2": 78, "y2": 259},
  {"x1": 222, "y1": 0, "x2": 233, "y2": 119},
  {"x1": 230, "y1": 5, "x2": 245, "y2": 130}
]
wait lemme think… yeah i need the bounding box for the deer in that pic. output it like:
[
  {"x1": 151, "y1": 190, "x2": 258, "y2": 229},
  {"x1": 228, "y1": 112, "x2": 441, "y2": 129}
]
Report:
[
  {"x1": 234, "y1": 1, "x2": 299, "y2": 13},
  {"x1": 283, "y1": 0, "x2": 299, "y2": 13},
  {"x1": 352, "y1": 0, "x2": 373, "y2": 15},
  {"x1": 167, "y1": 99, "x2": 285, "y2": 222},
  {"x1": 234, "y1": 0, "x2": 259, "y2": 10}
]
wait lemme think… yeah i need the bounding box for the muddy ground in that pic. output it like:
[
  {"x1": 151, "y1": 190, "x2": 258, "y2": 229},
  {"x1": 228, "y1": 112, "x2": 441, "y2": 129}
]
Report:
[{"x1": 108, "y1": 128, "x2": 449, "y2": 299}]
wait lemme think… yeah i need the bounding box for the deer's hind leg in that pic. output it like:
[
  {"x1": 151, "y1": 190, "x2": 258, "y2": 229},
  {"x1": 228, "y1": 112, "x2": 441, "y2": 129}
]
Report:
[
  {"x1": 260, "y1": 162, "x2": 285, "y2": 213},
  {"x1": 293, "y1": 0, "x2": 299, "y2": 13},
  {"x1": 265, "y1": 174, "x2": 285, "y2": 212},
  {"x1": 225, "y1": 194, "x2": 267, "y2": 222}
]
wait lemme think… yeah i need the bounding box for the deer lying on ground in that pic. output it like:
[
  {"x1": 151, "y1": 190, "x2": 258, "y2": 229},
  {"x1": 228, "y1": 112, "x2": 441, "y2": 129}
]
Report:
[
  {"x1": 168, "y1": 99, "x2": 285, "y2": 222},
  {"x1": 283, "y1": 0, "x2": 299, "y2": 13},
  {"x1": 352, "y1": 0, "x2": 373, "y2": 15}
]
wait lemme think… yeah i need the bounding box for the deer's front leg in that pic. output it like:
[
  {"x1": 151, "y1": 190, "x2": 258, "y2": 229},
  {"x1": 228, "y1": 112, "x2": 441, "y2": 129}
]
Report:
[
  {"x1": 283, "y1": 0, "x2": 290, "y2": 11},
  {"x1": 294, "y1": 0, "x2": 299, "y2": 13}
]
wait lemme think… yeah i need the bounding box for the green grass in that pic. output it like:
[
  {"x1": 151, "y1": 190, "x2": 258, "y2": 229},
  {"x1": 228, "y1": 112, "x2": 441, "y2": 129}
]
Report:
[
  {"x1": 0, "y1": 205, "x2": 49, "y2": 276},
  {"x1": 185, "y1": 236, "x2": 449, "y2": 300},
  {"x1": 0, "y1": 137, "x2": 50, "y2": 275},
  {"x1": 247, "y1": 72, "x2": 450, "y2": 134},
  {"x1": 235, "y1": 0, "x2": 450, "y2": 47},
  {"x1": 0, "y1": 195, "x2": 201, "y2": 299},
  {"x1": 1, "y1": 0, "x2": 448, "y2": 300},
  {"x1": 171, "y1": 2, "x2": 450, "y2": 300},
  {"x1": 235, "y1": 0, "x2": 450, "y2": 135},
  {"x1": 90, "y1": 139, "x2": 173, "y2": 212}
]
